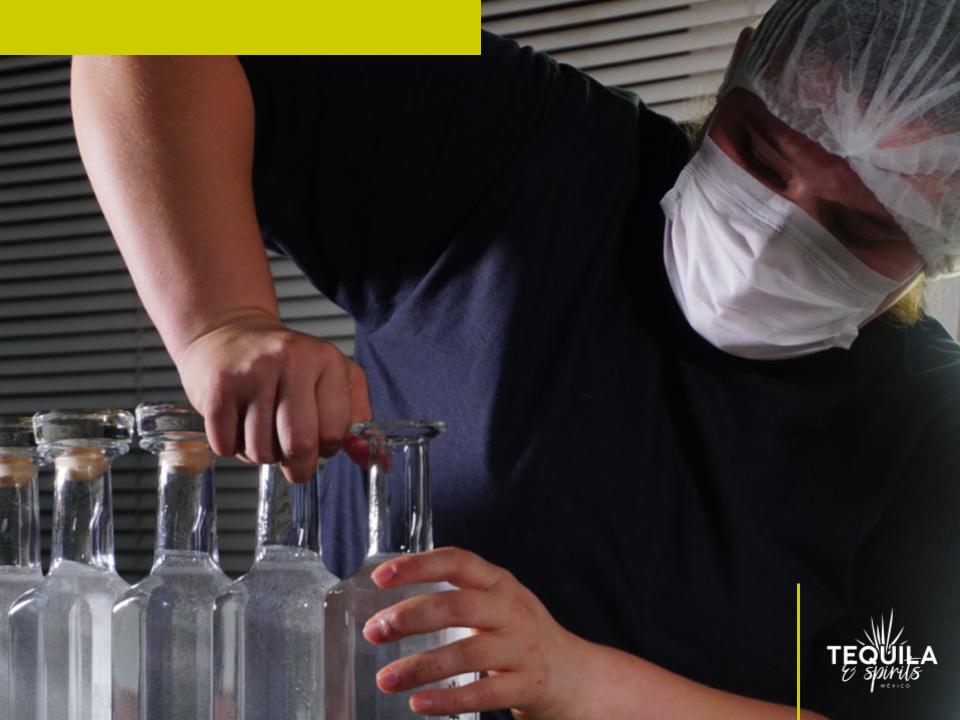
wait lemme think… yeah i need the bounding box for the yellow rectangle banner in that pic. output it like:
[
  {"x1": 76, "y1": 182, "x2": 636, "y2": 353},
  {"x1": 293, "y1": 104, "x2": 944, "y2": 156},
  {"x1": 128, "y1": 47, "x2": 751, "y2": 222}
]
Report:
[{"x1": 1, "y1": 0, "x2": 480, "y2": 55}]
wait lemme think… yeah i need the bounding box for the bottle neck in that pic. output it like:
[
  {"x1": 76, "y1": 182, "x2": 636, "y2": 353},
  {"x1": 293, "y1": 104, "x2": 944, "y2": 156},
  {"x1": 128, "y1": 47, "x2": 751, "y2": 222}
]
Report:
[
  {"x1": 0, "y1": 458, "x2": 39, "y2": 569},
  {"x1": 367, "y1": 442, "x2": 434, "y2": 557},
  {"x1": 51, "y1": 451, "x2": 116, "y2": 571},
  {"x1": 255, "y1": 464, "x2": 320, "y2": 561},
  {"x1": 154, "y1": 446, "x2": 218, "y2": 561}
]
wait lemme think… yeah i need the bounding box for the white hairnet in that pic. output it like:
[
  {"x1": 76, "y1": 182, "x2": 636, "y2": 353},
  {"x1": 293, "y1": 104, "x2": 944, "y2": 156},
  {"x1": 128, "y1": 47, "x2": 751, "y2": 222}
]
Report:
[{"x1": 721, "y1": 0, "x2": 960, "y2": 278}]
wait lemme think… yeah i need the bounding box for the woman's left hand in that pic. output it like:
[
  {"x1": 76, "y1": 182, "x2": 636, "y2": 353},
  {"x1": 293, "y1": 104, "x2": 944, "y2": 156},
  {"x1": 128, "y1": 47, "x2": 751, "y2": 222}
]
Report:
[{"x1": 362, "y1": 546, "x2": 587, "y2": 719}]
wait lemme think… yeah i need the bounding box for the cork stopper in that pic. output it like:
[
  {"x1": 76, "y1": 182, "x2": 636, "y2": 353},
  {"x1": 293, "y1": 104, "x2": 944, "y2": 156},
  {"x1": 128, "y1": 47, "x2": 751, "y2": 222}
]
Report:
[
  {"x1": 0, "y1": 454, "x2": 37, "y2": 487},
  {"x1": 159, "y1": 439, "x2": 214, "y2": 474},
  {"x1": 54, "y1": 448, "x2": 110, "y2": 482},
  {"x1": 136, "y1": 402, "x2": 211, "y2": 466}
]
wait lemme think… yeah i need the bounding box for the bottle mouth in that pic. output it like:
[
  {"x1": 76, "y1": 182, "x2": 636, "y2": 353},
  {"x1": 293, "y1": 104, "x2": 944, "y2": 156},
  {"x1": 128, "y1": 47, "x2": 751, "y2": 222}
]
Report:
[
  {"x1": 349, "y1": 419, "x2": 446, "y2": 445},
  {"x1": 33, "y1": 409, "x2": 134, "y2": 443},
  {"x1": 0, "y1": 416, "x2": 36, "y2": 450},
  {"x1": 32, "y1": 409, "x2": 134, "y2": 467},
  {"x1": 135, "y1": 401, "x2": 208, "y2": 453}
]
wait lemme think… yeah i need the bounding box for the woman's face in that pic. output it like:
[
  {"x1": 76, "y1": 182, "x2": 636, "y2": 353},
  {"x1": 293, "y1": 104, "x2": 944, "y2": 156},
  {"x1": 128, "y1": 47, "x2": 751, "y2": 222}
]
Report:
[{"x1": 706, "y1": 88, "x2": 924, "y2": 295}]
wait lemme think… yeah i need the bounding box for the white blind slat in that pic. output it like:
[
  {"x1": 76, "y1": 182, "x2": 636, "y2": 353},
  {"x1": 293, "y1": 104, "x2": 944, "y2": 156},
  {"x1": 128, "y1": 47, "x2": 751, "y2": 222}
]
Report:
[
  {"x1": 0, "y1": 368, "x2": 184, "y2": 396},
  {"x1": 0, "y1": 66, "x2": 70, "y2": 93},
  {"x1": 0, "y1": 140, "x2": 79, "y2": 168},
  {"x1": 0, "y1": 178, "x2": 91, "y2": 205},
  {"x1": 0, "y1": 56, "x2": 68, "y2": 74},
  {"x1": 0, "y1": 253, "x2": 125, "y2": 280},
  {"x1": 484, "y1": 0, "x2": 717, "y2": 36},
  {"x1": 0, "y1": 349, "x2": 167, "y2": 377},
  {"x1": 0, "y1": 312, "x2": 351, "y2": 344},
  {"x1": 0, "y1": 159, "x2": 87, "y2": 187},
  {"x1": 508, "y1": 0, "x2": 771, "y2": 53},
  {"x1": 624, "y1": 69, "x2": 726, "y2": 105},
  {"x1": 0, "y1": 122, "x2": 75, "y2": 149},
  {"x1": 0, "y1": 104, "x2": 72, "y2": 130},
  {"x1": 0, "y1": 320, "x2": 355, "y2": 360},
  {"x1": 0, "y1": 84, "x2": 70, "y2": 111},
  {"x1": 554, "y1": 18, "x2": 747, "y2": 68},
  {"x1": 0, "y1": 196, "x2": 101, "y2": 224},
  {"x1": 0, "y1": 234, "x2": 114, "y2": 262},
  {"x1": 589, "y1": 45, "x2": 733, "y2": 87},
  {"x1": 0, "y1": 271, "x2": 133, "y2": 299},
  {"x1": 0, "y1": 265, "x2": 321, "y2": 301},
  {"x1": 0, "y1": 282, "x2": 340, "y2": 320},
  {"x1": 482, "y1": 0, "x2": 580, "y2": 20}
]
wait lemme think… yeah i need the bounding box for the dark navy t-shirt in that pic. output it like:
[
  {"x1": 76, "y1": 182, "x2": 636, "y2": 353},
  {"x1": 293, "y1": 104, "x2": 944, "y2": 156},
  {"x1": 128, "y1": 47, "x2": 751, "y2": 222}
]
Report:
[{"x1": 238, "y1": 33, "x2": 960, "y2": 720}]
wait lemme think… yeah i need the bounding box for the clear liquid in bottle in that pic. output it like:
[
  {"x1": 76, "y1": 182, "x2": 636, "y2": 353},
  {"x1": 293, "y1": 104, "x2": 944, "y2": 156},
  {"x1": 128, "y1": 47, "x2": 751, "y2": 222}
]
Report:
[
  {"x1": 112, "y1": 402, "x2": 230, "y2": 720},
  {"x1": 324, "y1": 420, "x2": 478, "y2": 720},
  {"x1": 214, "y1": 463, "x2": 339, "y2": 720},
  {"x1": 9, "y1": 409, "x2": 134, "y2": 720},
  {"x1": 0, "y1": 417, "x2": 43, "y2": 718}
]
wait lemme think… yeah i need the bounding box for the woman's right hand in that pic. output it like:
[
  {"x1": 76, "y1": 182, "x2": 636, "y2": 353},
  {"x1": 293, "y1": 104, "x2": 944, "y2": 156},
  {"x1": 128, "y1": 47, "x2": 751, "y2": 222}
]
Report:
[
  {"x1": 72, "y1": 57, "x2": 370, "y2": 483},
  {"x1": 174, "y1": 310, "x2": 372, "y2": 484}
]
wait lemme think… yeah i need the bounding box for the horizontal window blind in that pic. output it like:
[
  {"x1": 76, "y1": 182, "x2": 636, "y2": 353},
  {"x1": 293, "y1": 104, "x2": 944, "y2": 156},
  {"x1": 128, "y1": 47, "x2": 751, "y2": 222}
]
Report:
[{"x1": 483, "y1": 0, "x2": 771, "y2": 122}]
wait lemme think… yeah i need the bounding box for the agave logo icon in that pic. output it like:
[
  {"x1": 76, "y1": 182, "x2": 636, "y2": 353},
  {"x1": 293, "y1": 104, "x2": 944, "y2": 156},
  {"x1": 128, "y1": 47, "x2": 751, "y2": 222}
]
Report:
[{"x1": 826, "y1": 609, "x2": 937, "y2": 693}]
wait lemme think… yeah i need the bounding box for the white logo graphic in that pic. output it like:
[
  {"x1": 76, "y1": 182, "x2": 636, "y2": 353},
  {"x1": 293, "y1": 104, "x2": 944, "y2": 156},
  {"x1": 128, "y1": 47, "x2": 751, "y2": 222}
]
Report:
[{"x1": 826, "y1": 609, "x2": 937, "y2": 693}]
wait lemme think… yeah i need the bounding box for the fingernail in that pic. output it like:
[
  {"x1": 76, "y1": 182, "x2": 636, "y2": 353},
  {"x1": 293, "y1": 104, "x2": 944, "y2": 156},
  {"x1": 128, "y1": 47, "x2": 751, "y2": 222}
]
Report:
[
  {"x1": 371, "y1": 562, "x2": 398, "y2": 585},
  {"x1": 363, "y1": 617, "x2": 388, "y2": 643},
  {"x1": 377, "y1": 669, "x2": 400, "y2": 692},
  {"x1": 410, "y1": 696, "x2": 434, "y2": 712}
]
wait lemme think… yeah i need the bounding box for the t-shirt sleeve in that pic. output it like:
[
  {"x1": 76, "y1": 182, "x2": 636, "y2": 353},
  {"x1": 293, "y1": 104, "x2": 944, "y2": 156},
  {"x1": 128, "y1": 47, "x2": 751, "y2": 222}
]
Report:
[
  {"x1": 237, "y1": 33, "x2": 577, "y2": 327},
  {"x1": 801, "y1": 402, "x2": 960, "y2": 719}
]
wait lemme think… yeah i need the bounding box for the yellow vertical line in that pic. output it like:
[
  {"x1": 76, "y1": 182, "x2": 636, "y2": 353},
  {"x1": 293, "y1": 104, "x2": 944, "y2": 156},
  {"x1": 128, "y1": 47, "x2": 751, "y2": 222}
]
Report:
[{"x1": 797, "y1": 582, "x2": 801, "y2": 720}]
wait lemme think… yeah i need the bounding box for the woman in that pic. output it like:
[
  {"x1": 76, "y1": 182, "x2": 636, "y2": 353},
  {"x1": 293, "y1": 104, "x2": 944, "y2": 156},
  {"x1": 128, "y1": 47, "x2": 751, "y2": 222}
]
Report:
[{"x1": 70, "y1": 1, "x2": 960, "y2": 717}]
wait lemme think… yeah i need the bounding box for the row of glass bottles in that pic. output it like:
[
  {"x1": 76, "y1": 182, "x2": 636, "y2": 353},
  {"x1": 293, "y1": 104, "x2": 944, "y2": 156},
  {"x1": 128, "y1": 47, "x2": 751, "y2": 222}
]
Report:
[{"x1": 0, "y1": 405, "x2": 475, "y2": 720}]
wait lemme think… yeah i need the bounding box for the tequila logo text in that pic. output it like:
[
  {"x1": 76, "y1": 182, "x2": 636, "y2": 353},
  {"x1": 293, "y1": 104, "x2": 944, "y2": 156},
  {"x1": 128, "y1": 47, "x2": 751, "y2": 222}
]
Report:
[{"x1": 826, "y1": 609, "x2": 937, "y2": 693}]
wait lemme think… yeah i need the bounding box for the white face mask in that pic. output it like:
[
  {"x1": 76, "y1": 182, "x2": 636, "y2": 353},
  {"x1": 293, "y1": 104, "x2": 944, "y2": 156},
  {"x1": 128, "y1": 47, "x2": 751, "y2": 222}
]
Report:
[{"x1": 660, "y1": 136, "x2": 914, "y2": 361}]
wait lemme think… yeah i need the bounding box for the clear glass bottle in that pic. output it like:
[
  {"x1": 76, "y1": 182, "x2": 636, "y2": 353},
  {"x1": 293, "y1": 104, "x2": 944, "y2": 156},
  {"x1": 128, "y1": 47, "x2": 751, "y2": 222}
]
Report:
[
  {"x1": 214, "y1": 462, "x2": 339, "y2": 720},
  {"x1": 9, "y1": 408, "x2": 133, "y2": 720},
  {"x1": 112, "y1": 402, "x2": 230, "y2": 720},
  {"x1": 0, "y1": 416, "x2": 43, "y2": 717},
  {"x1": 324, "y1": 420, "x2": 478, "y2": 720}
]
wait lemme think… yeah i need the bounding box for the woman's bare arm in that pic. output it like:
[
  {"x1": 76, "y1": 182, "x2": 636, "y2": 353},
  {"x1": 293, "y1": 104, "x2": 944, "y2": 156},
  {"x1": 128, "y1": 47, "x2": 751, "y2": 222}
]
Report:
[
  {"x1": 71, "y1": 55, "x2": 274, "y2": 358},
  {"x1": 71, "y1": 56, "x2": 370, "y2": 480}
]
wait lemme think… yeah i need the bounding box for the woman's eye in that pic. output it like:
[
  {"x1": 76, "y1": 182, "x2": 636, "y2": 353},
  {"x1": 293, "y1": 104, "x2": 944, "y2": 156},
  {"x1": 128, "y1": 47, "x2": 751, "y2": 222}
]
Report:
[
  {"x1": 744, "y1": 140, "x2": 787, "y2": 188},
  {"x1": 833, "y1": 218, "x2": 883, "y2": 251}
]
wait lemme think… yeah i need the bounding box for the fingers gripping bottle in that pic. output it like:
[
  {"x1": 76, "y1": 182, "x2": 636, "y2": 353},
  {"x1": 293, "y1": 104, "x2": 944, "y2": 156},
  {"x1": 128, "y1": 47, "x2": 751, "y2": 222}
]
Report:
[
  {"x1": 0, "y1": 417, "x2": 43, "y2": 716},
  {"x1": 112, "y1": 402, "x2": 230, "y2": 720},
  {"x1": 324, "y1": 420, "x2": 478, "y2": 720},
  {"x1": 9, "y1": 409, "x2": 134, "y2": 720},
  {"x1": 214, "y1": 463, "x2": 339, "y2": 719}
]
